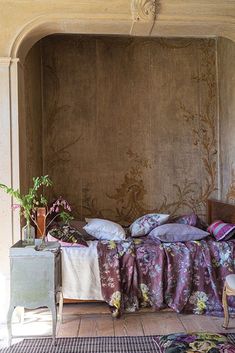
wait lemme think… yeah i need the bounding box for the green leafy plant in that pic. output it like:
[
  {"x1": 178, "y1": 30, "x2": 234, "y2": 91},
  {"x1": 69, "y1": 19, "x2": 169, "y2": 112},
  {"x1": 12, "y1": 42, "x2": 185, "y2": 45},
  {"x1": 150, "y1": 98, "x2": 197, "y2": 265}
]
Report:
[
  {"x1": 0, "y1": 175, "x2": 52, "y2": 226},
  {"x1": 0, "y1": 175, "x2": 73, "y2": 238}
]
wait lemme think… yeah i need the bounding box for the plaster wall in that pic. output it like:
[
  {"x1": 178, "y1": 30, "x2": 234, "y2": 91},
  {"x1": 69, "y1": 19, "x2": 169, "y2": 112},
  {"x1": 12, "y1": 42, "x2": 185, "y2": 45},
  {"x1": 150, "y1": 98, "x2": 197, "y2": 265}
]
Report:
[
  {"x1": 34, "y1": 35, "x2": 217, "y2": 222},
  {"x1": 22, "y1": 35, "x2": 235, "y2": 222},
  {"x1": 218, "y1": 38, "x2": 235, "y2": 202},
  {"x1": 21, "y1": 42, "x2": 43, "y2": 193},
  {"x1": 22, "y1": 35, "x2": 235, "y2": 224}
]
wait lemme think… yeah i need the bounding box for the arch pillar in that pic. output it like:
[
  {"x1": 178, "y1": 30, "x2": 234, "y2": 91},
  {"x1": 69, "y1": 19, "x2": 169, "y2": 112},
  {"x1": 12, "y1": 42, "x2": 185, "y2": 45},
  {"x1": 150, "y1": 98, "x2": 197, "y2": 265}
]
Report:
[{"x1": 0, "y1": 57, "x2": 20, "y2": 323}]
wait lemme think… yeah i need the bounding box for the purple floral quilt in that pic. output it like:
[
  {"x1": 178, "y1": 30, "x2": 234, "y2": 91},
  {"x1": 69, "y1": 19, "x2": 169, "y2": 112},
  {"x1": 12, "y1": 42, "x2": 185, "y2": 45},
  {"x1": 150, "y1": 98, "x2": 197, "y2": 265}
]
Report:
[{"x1": 97, "y1": 237, "x2": 235, "y2": 316}]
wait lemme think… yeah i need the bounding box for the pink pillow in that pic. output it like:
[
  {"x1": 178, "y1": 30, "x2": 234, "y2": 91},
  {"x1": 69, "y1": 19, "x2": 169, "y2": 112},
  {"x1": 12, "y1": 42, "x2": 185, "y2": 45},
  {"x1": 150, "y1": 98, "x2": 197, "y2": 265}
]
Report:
[{"x1": 207, "y1": 220, "x2": 235, "y2": 241}]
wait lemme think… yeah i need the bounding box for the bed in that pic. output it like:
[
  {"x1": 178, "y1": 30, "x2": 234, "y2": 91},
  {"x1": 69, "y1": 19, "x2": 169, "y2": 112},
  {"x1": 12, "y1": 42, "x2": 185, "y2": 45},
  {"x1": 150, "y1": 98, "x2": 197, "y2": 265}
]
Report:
[{"x1": 60, "y1": 199, "x2": 235, "y2": 317}]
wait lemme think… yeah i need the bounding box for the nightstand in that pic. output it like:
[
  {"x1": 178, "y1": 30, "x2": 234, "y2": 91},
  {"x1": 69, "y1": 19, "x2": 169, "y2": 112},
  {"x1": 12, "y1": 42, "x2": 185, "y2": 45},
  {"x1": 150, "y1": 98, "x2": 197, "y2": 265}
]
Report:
[{"x1": 7, "y1": 240, "x2": 63, "y2": 346}]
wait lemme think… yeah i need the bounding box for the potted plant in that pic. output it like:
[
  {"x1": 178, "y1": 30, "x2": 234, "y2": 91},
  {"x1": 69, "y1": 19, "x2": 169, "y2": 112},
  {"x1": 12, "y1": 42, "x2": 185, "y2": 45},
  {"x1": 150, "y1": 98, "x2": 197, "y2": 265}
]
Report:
[{"x1": 0, "y1": 175, "x2": 73, "y2": 246}]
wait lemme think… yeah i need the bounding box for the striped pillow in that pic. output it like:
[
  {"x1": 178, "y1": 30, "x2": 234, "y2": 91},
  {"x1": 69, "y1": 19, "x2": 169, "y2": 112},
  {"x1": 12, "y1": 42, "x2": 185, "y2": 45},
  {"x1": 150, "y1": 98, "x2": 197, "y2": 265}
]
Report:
[{"x1": 207, "y1": 220, "x2": 235, "y2": 241}]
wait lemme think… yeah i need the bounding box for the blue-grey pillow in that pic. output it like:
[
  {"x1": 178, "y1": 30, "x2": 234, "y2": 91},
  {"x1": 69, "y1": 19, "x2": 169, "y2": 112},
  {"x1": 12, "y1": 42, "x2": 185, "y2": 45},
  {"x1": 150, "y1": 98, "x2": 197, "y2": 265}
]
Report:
[{"x1": 148, "y1": 223, "x2": 209, "y2": 242}]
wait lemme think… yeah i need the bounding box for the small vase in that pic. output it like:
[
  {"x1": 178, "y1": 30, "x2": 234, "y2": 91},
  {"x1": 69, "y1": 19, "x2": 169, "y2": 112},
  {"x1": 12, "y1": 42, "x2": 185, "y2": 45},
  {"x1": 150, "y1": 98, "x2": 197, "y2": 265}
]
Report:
[
  {"x1": 36, "y1": 234, "x2": 48, "y2": 251},
  {"x1": 22, "y1": 224, "x2": 35, "y2": 245}
]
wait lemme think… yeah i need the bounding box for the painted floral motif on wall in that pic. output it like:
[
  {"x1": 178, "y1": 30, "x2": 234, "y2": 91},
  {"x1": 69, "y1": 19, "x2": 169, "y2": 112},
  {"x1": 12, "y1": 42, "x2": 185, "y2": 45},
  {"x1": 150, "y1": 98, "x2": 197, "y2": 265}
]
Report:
[
  {"x1": 36, "y1": 36, "x2": 218, "y2": 223},
  {"x1": 81, "y1": 149, "x2": 213, "y2": 224},
  {"x1": 178, "y1": 40, "x2": 217, "y2": 212},
  {"x1": 227, "y1": 167, "x2": 235, "y2": 203}
]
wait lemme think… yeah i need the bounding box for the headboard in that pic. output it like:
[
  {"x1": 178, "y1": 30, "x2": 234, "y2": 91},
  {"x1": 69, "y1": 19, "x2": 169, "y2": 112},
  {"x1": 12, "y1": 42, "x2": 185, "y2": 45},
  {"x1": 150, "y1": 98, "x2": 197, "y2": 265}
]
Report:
[{"x1": 207, "y1": 199, "x2": 235, "y2": 224}]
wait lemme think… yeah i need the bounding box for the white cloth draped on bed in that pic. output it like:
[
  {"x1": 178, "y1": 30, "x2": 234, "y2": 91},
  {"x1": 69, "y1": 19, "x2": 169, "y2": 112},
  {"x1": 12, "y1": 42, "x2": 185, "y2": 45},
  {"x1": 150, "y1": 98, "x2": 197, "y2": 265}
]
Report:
[{"x1": 61, "y1": 241, "x2": 103, "y2": 300}]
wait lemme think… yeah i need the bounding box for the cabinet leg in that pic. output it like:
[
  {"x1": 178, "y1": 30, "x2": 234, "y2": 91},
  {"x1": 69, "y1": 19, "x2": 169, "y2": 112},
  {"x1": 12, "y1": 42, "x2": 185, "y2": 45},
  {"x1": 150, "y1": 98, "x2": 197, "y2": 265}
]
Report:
[
  {"x1": 15, "y1": 306, "x2": 25, "y2": 324},
  {"x1": 48, "y1": 304, "x2": 57, "y2": 346},
  {"x1": 58, "y1": 291, "x2": 63, "y2": 324},
  {"x1": 7, "y1": 305, "x2": 15, "y2": 346}
]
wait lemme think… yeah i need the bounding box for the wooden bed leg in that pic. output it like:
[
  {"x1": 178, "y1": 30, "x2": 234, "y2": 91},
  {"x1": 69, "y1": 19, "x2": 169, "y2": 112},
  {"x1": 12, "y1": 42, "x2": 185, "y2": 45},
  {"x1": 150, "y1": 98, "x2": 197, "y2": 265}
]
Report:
[{"x1": 222, "y1": 284, "x2": 229, "y2": 329}]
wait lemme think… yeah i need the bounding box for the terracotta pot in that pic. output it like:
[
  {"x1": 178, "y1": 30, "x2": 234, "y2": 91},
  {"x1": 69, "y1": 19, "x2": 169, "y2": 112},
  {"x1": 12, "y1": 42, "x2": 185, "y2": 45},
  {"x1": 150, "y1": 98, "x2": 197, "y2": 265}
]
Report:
[{"x1": 36, "y1": 207, "x2": 47, "y2": 238}]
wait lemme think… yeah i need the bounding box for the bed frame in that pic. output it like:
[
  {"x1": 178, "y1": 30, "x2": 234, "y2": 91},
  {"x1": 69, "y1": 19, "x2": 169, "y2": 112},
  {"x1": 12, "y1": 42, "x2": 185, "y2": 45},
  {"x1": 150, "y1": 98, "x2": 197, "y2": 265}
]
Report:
[
  {"x1": 207, "y1": 198, "x2": 235, "y2": 224},
  {"x1": 38, "y1": 199, "x2": 235, "y2": 304},
  {"x1": 67, "y1": 199, "x2": 235, "y2": 304},
  {"x1": 64, "y1": 199, "x2": 235, "y2": 304}
]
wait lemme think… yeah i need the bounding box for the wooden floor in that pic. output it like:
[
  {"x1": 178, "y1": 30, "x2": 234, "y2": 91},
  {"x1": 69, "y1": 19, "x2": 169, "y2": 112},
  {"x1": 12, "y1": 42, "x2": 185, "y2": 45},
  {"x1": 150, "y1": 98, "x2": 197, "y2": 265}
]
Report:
[
  {"x1": 1, "y1": 302, "x2": 235, "y2": 347},
  {"x1": 58, "y1": 303, "x2": 235, "y2": 337}
]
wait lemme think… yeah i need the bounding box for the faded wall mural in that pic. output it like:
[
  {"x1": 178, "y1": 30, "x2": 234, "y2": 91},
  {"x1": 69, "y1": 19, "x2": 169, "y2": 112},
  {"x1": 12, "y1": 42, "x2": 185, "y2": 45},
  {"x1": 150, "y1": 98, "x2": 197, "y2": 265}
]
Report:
[
  {"x1": 217, "y1": 37, "x2": 235, "y2": 204},
  {"x1": 24, "y1": 35, "x2": 218, "y2": 223}
]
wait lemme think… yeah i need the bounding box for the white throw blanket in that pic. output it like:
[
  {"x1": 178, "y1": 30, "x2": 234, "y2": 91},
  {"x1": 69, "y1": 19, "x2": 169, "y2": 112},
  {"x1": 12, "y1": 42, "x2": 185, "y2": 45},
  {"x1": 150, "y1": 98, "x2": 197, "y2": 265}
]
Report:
[{"x1": 61, "y1": 241, "x2": 103, "y2": 300}]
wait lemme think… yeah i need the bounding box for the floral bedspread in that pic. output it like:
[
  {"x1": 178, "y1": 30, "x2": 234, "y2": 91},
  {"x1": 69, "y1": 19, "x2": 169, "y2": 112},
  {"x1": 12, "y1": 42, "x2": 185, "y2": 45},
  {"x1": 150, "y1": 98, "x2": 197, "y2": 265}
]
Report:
[
  {"x1": 154, "y1": 333, "x2": 235, "y2": 353},
  {"x1": 97, "y1": 237, "x2": 235, "y2": 316}
]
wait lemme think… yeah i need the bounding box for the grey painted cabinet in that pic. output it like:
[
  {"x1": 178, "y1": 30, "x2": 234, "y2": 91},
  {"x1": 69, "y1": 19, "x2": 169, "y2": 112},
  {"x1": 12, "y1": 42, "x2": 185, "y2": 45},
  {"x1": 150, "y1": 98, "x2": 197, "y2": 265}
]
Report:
[{"x1": 7, "y1": 240, "x2": 63, "y2": 346}]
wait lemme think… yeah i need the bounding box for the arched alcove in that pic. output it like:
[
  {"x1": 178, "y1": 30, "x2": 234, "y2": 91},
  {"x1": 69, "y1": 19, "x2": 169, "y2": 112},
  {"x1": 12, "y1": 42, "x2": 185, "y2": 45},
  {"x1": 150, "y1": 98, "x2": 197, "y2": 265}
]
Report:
[
  {"x1": 10, "y1": 16, "x2": 134, "y2": 63},
  {"x1": 20, "y1": 33, "x2": 235, "y2": 225}
]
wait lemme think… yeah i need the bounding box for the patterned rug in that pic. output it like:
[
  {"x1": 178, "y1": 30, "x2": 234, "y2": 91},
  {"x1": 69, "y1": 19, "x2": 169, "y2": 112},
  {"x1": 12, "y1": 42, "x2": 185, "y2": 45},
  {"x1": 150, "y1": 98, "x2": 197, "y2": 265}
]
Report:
[{"x1": 1, "y1": 334, "x2": 235, "y2": 353}]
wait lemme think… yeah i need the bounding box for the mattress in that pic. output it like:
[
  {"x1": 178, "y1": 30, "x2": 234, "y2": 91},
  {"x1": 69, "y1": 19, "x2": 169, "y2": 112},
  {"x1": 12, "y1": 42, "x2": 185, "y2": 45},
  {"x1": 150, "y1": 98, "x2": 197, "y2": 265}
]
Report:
[{"x1": 61, "y1": 241, "x2": 103, "y2": 300}]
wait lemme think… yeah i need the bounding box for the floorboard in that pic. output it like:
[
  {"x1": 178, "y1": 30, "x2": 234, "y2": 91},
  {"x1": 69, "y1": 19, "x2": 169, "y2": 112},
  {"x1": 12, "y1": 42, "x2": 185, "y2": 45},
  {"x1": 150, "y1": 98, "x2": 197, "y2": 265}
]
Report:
[
  {"x1": 178, "y1": 313, "x2": 235, "y2": 334},
  {"x1": 141, "y1": 312, "x2": 185, "y2": 335},
  {"x1": 95, "y1": 315, "x2": 115, "y2": 336},
  {"x1": 1, "y1": 302, "x2": 235, "y2": 348},
  {"x1": 57, "y1": 315, "x2": 80, "y2": 337},
  {"x1": 78, "y1": 317, "x2": 98, "y2": 337},
  {"x1": 114, "y1": 315, "x2": 144, "y2": 336}
]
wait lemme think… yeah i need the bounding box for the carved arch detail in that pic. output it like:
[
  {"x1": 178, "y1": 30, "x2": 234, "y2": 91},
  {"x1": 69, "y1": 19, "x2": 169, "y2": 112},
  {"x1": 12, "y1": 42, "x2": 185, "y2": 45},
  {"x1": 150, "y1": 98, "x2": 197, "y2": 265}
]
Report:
[{"x1": 131, "y1": 0, "x2": 160, "y2": 22}]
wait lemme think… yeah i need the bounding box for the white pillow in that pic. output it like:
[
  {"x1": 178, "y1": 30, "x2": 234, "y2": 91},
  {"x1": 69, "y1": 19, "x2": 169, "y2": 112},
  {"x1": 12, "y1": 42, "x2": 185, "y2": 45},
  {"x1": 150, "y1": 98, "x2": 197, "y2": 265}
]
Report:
[
  {"x1": 83, "y1": 218, "x2": 126, "y2": 241},
  {"x1": 130, "y1": 213, "x2": 170, "y2": 237}
]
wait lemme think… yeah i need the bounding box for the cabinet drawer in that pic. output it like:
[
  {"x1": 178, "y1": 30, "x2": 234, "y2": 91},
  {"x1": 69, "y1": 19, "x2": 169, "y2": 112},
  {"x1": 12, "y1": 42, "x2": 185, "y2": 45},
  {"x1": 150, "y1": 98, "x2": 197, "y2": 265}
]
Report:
[{"x1": 11, "y1": 256, "x2": 54, "y2": 305}]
